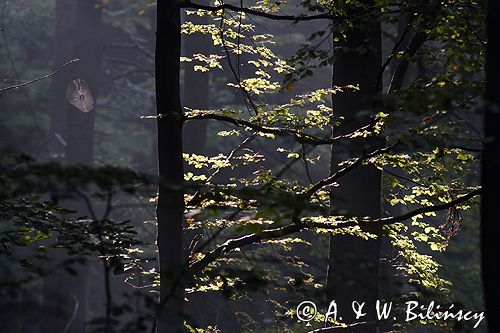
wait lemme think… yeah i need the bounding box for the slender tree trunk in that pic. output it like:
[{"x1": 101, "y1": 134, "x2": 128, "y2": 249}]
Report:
[
  {"x1": 326, "y1": 6, "x2": 382, "y2": 330},
  {"x1": 155, "y1": 1, "x2": 185, "y2": 332},
  {"x1": 44, "y1": 1, "x2": 102, "y2": 332},
  {"x1": 481, "y1": 1, "x2": 499, "y2": 332}
]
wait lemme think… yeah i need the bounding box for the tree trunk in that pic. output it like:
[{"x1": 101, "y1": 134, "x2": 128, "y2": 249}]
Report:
[
  {"x1": 43, "y1": 1, "x2": 102, "y2": 332},
  {"x1": 48, "y1": 0, "x2": 75, "y2": 157},
  {"x1": 64, "y1": 0, "x2": 101, "y2": 166},
  {"x1": 326, "y1": 7, "x2": 382, "y2": 330},
  {"x1": 155, "y1": 1, "x2": 185, "y2": 332},
  {"x1": 481, "y1": 1, "x2": 499, "y2": 332}
]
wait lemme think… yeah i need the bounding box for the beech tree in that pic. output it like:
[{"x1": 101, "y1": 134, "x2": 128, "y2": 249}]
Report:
[
  {"x1": 155, "y1": 0, "x2": 185, "y2": 332},
  {"x1": 326, "y1": 2, "x2": 382, "y2": 327},
  {"x1": 44, "y1": 1, "x2": 103, "y2": 332}
]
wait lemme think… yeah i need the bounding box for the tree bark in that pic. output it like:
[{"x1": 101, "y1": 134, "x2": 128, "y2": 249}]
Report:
[
  {"x1": 326, "y1": 6, "x2": 382, "y2": 331},
  {"x1": 155, "y1": 1, "x2": 185, "y2": 332},
  {"x1": 481, "y1": 1, "x2": 499, "y2": 332},
  {"x1": 43, "y1": 1, "x2": 102, "y2": 332},
  {"x1": 48, "y1": 0, "x2": 75, "y2": 157},
  {"x1": 64, "y1": 0, "x2": 102, "y2": 166}
]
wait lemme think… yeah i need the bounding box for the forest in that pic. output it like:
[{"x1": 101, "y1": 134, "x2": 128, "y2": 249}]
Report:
[{"x1": 0, "y1": 0, "x2": 497, "y2": 332}]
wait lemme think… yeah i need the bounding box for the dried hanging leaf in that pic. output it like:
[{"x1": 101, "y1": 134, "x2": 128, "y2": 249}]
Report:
[
  {"x1": 66, "y1": 79, "x2": 94, "y2": 112},
  {"x1": 440, "y1": 206, "x2": 463, "y2": 245}
]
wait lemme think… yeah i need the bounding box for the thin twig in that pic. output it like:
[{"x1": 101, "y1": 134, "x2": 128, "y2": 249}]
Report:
[{"x1": 0, "y1": 58, "x2": 80, "y2": 93}]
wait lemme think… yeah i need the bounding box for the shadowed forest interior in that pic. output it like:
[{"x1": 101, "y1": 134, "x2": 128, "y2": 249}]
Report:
[{"x1": 0, "y1": 0, "x2": 497, "y2": 332}]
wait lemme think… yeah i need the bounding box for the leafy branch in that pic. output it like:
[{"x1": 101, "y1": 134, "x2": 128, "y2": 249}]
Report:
[
  {"x1": 185, "y1": 112, "x2": 381, "y2": 146},
  {"x1": 180, "y1": 0, "x2": 345, "y2": 22},
  {"x1": 189, "y1": 183, "x2": 480, "y2": 273}
]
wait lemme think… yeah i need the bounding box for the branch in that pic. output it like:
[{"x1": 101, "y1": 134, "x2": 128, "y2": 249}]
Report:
[
  {"x1": 387, "y1": 31, "x2": 427, "y2": 93},
  {"x1": 218, "y1": 12, "x2": 260, "y2": 115},
  {"x1": 375, "y1": 188, "x2": 481, "y2": 225},
  {"x1": 304, "y1": 143, "x2": 397, "y2": 199},
  {"x1": 188, "y1": 224, "x2": 300, "y2": 272},
  {"x1": 0, "y1": 59, "x2": 80, "y2": 93},
  {"x1": 311, "y1": 188, "x2": 481, "y2": 230},
  {"x1": 376, "y1": 21, "x2": 412, "y2": 92},
  {"x1": 180, "y1": 0, "x2": 344, "y2": 22},
  {"x1": 186, "y1": 113, "x2": 380, "y2": 146},
  {"x1": 187, "y1": 134, "x2": 256, "y2": 206},
  {"x1": 189, "y1": 188, "x2": 481, "y2": 272},
  {"x1": 308, "y1": 320, "x2": 384, "y2": 332},
  {"x1": 185, "y1": 113, "x2": 335, "y2": 145}
]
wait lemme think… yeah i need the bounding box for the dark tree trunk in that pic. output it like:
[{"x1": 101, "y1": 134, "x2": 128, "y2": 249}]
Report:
[
  {"x1": 326, "y1": 8, "x2": 382, "y2": 330},
  {"x1": 64, "y1": 0, "x2": 102, "y2": 166},
  {"x1": 155, "y1": 1, "x2": 185, "y2": 332},
  {"x1": 48, "y1": 0, "x2": 75, "y2": 157},
  {"x1": 44, "y1": 1, "x2": 102, "y2": 332},
  {"x1": 481, "y1": 1, "x2": 499, "y2": 332}
]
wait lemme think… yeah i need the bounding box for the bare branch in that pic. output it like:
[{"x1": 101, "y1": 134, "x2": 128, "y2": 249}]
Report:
[
  {"x1": 0, "y1": 59, "x2": 80, "y2": 93},
  {"x1": 308, "y1": 320, "x2": 384, "y2": 332}
]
